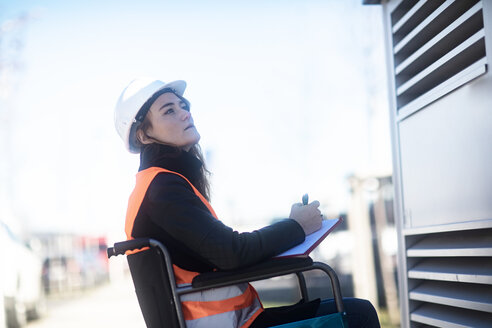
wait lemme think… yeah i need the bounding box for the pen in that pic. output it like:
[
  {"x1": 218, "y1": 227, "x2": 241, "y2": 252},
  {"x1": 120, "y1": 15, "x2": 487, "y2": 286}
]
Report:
[{"x1": 302, "y1": 193, "x2": 309, "y2": 205}]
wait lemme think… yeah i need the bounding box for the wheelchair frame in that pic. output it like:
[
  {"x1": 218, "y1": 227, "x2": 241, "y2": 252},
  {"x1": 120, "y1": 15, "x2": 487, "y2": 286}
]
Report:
[{"x1": 108, "y1": 238, "x2": 347, "y2": 328}]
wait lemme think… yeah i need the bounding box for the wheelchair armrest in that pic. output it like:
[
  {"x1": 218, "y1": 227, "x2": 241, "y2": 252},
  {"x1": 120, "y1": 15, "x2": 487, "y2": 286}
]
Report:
[
  {"x1": 192, "y1": 256, "x2": 313, "y2": 289},
  {"x1": 107, "y1": 238, "x2": 153, "y2": 258}
]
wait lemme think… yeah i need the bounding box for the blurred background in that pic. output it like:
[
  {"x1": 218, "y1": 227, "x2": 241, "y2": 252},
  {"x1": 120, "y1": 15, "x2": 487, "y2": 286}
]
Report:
[{"x1": 0, "y1": 0, "x2": 399, "y2": 327}]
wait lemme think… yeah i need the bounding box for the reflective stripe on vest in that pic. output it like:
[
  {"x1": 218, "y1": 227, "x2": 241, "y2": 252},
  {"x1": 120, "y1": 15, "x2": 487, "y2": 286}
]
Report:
[{"x1": 125, "y1": 166, "x2": 263, "y2": 328}]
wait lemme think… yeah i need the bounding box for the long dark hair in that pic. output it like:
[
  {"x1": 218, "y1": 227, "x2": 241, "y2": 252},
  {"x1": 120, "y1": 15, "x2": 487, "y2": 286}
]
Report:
[
  {"x1": 133, "y1": 114, "x2": 211, "y2": 201},
  {"x1": 187, "y1": 144, "x2": 211, "y2": 201}
]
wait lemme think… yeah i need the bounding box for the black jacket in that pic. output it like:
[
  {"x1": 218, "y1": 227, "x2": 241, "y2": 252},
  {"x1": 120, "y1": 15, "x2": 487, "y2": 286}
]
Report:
[{"x1": 130, "y1": 144, "x2": 305, "y2": 273}]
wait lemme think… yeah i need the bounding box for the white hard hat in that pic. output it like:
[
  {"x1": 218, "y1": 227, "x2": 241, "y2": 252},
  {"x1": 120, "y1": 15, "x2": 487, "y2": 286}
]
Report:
[{"x1": 114, "y1": 78, "x2": 187, "y2": 153}]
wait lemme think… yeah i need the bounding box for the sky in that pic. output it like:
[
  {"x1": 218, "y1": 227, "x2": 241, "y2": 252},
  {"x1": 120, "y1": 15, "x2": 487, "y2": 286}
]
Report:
[{"x1": 0, "y1": 0, "x2": 391, "y2": 239}]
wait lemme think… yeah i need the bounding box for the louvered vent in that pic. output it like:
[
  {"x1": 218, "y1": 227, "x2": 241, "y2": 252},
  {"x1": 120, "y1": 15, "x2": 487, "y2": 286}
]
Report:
[
  {"x1": 405, "y1": 228, "x2": 492, "y2": 326},
  {"x1": 390, "y1": 0, "x2": 487, "y2": 116}
]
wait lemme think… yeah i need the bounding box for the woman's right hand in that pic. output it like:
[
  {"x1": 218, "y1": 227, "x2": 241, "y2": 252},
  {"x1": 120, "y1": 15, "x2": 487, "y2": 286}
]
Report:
[{"x1": 289, "y1": 200, "x2": 322, "y2": 235}]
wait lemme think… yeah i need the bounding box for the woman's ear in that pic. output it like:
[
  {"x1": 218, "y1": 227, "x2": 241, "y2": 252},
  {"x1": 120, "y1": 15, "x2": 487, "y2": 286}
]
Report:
[{"x1": 136, "y1": 129, "x2": 153, "y2": 145}]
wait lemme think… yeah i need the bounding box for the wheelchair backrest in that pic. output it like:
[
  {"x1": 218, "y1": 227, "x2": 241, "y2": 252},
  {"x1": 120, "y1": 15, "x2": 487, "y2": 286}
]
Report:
[{"x1": 127, "y1": 247, "x2": 180, "y2": 328}]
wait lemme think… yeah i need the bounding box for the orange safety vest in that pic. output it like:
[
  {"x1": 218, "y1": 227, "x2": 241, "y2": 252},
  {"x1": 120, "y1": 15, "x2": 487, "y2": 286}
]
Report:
[{"x1": 125, "y1": 167, "x2": 263, "y2": 328}]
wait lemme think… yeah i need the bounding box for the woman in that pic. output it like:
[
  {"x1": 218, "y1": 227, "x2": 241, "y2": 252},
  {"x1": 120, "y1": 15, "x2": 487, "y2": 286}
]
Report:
[{"x1": 114, "y1": 78, "x2": 380, "y2": 328}]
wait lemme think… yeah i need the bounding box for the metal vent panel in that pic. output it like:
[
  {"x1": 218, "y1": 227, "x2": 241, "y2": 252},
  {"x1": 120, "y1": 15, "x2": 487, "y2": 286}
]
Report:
[
  {"x1": 395, "y1": 2, "x2": 484, "y2": 77},
  {"x1": 411, "y1": 303, "x2": 492, "y2": 328},
  {"x1": 389, "y1": 0, "x2": 487, "y2": 119},
  {"x1": 406, "y1": 228, "x2": 492, "y2": 257},
  {"x1": 391, "y1": 0, "x2": 418, "y2": 27},
  {"x1": 406, "y1": 227, "x2": 492, "y2": 326},
  {"x1": 409, "y1": 281, "x2": 492, "y2": 313},
  {"x1": 408, "y1": 257, "x2": 492, "y2": 284}
]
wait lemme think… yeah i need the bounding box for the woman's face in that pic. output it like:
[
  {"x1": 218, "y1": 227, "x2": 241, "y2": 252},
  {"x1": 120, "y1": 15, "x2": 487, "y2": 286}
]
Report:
[{"x1": 139, "y1": 92, "x2": 200, "y2": 151}]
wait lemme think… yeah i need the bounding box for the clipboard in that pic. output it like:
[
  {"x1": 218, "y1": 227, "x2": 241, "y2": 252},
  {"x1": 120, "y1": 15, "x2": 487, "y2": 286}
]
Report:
[{"x1": 275, "y1": 217, "x2": 342, "y2": 258}]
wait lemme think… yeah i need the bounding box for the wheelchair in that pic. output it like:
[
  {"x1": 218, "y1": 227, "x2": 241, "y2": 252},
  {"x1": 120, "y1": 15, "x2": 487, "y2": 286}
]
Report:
[{"x1": 107, "y1": 238, "x2": 348, "y2": 327}]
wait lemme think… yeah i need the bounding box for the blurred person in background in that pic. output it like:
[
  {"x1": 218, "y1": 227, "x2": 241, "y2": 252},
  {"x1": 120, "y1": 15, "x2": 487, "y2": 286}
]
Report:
[{"x1": 114, "y1": 78, "x2": 380, "y2": 328}]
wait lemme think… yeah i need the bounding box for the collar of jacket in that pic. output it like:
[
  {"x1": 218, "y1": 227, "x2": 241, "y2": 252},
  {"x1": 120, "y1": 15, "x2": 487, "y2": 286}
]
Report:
[{"x1": 138, "y1": 143, "x2": 203, "y2": 186}]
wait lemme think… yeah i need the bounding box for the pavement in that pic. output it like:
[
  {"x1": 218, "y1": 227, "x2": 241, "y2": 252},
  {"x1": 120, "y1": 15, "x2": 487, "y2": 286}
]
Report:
[{"x1": 27, "y1": 274, "x2": 145, "y2": 328}]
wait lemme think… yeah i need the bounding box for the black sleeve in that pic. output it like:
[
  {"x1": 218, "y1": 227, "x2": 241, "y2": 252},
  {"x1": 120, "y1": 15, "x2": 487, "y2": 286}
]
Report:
[{"x1": 145, "y1": 173, "x2": 306, "y2": 271}]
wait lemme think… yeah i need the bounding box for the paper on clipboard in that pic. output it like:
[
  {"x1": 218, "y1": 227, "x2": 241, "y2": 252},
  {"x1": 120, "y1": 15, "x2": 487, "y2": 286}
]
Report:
[{"x1": 276, "y1": 217, "x2": 342, "y2": 258}]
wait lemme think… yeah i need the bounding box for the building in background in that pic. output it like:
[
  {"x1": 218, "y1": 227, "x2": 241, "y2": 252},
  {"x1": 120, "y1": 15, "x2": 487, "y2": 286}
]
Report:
[
  {"x1": 346, "y1": 174, "x2": 399, "y2": 325},
  {"x1": 367, "y1": 0, "x2": 492, "y2": 327}
]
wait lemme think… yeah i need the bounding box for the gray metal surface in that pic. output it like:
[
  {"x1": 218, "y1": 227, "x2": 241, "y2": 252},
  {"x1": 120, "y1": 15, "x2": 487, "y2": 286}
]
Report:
[
  {"x1": 393, "y1": 0, "x2": 486, "y2": 110},
  {"x1": 396, "y1": 58, "x2": 487, "y2": 120},
  {"x1": 409, "y1": 281, "x2": 492, "y2": 313},
  {"x1": 406, "y1": 228, "x2": 492, "y2": 257},
  {"x1": 379, "y1": 0, "x2": 492, "y2": 327},
  {"x1": 402, "y1": 218, "x2": 492, "y2": 235},
  {"x1": 410, "y1": 303, "x2": 492, "y2": 327},
  {"x1": 398, "y1": 83, "x2": 492, "y2": 228},
  {"x1": 408, "y1": 257, "x2": 492, "y2": 284},
  {"x1": 381, "y1": 2, "x2": 410, "y2": 325},
  {"x1": 393, "y1": 0, "x2": 457, "y2": 55},
  {"x1": 392, "y1": 1, "x2": 435, "y2": 36},
  {"x1": 395, "y1": 2, "x2": 483, "y2": 76},
  {"x1": 396, "y1": 30, "x2": 485, "y2": 95}
]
